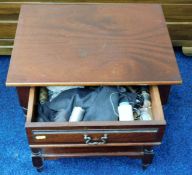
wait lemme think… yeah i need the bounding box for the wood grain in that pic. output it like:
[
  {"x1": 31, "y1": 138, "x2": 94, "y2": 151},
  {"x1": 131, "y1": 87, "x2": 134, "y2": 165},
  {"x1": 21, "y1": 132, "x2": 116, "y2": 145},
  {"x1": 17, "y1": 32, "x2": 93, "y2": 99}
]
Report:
[
  {"x1": 6, "y1": 4, "x2": 181, "y2": 86},
  {"x1": 163, "y1": 4, "x2": 192, "y2": 22},
  {"x1": 167, "y1": 23, "x2": 192, "y2": 40},
  {"x1": 150, "y1": 86, "x2": 164, "y2": 121},
  {"x1": 0, "y1": 39, "x2": 13, "y2": 45},
  {"x1": 172, "y1": 40, "x2": 192, "y2": 47},
  {"x1": 0, "y1": 3, "x2": 20, "y2": 20},
  {"x1": 0, "y1": 22, "x2": 17, "y2": 38}
]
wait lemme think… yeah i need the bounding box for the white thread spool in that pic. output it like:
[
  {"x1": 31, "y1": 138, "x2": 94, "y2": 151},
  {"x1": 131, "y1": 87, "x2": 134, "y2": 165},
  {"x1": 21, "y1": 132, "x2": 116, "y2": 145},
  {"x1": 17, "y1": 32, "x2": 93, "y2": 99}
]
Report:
[
  {"x1": 69, "y1": 107, "x2": 85, "y2": 122},
  {"x1": 118, "y1": 102, "x2": 134, "y2": 121}
]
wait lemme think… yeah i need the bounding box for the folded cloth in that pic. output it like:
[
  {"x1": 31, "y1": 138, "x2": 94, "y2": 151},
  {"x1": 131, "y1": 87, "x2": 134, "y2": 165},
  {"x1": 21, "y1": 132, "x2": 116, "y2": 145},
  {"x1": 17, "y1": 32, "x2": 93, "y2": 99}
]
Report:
[
  {"x1": 47, "y1": 86, "x2": 84, "y2": 101},
  {"x1": 38, "y1": 86, "x2": 141, "y2": 122}
]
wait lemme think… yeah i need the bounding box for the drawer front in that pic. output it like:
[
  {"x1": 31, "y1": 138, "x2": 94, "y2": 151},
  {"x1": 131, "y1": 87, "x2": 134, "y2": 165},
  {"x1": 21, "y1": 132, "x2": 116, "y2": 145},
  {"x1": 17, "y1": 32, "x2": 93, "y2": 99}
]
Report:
[
  {"x1": 27, "y1": 126, "x2": 164, "y2": 145},
  {"x1": 25, "y1": 86, "x2": 165, "y2": 145}
]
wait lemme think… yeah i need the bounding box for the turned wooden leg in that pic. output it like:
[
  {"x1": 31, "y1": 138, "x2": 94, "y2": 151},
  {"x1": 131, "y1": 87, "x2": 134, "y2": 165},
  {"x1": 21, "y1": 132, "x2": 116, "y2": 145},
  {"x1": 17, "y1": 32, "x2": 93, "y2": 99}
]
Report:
[
  {"x1": 182, "y1": 47, "x2": 192, "y2": 56},
  {"x1": 31, "y1": 148, "x2": 44, "y2": 172},
  {"x1": 142, "y1": 148, "x2": 154, "y2": 170}
]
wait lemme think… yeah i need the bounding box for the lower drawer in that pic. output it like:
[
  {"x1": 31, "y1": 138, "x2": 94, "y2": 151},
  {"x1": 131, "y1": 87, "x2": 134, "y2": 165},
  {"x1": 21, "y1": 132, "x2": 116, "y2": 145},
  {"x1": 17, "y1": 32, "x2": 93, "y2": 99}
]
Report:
[{"x1": 26, "y1": 86, "x2": 165, "y2": 146}]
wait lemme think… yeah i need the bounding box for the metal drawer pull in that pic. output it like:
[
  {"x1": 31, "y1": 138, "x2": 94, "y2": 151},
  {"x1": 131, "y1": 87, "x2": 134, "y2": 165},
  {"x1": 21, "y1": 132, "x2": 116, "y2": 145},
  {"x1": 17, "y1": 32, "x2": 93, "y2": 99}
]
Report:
[{"x1": 84, "y1": 134, "x2": 108, "y2": 145}]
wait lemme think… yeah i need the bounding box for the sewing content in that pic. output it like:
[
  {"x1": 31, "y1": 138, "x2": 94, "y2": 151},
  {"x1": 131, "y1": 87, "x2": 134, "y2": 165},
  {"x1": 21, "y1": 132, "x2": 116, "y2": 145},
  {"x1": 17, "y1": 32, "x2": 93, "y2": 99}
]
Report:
[{"x1": 37, "y1": 86, "x2": 152, "y2": 122}]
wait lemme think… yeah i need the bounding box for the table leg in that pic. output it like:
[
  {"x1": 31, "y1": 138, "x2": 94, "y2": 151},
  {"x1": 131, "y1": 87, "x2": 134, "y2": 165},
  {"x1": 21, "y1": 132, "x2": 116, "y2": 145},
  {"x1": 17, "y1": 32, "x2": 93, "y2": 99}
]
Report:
[
  {"x1": 142, "y1": 147, "x2": 154, "y2": 170},
  {"x1": 31, "y1": 148, "x2": 44, "y2": 172}
]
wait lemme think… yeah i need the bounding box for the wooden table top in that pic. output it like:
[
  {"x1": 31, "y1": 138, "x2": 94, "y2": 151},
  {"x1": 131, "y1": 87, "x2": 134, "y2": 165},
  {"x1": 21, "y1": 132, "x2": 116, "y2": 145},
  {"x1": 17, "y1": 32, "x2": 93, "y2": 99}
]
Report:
[{"x1": 6, "y1": 4, "x2": 181, "y2": 86}]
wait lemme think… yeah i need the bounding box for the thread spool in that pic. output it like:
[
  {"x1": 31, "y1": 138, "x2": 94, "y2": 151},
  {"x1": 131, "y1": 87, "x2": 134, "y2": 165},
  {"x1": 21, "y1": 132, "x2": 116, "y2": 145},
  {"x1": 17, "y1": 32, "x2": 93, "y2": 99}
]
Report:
[
  {"x1": 69, "y1": 107, "x2": 85, "y2": 122},
  {"x1": 118, "y1": 102, "x2": 134, "y2": 121},
  {"x1": 140, "y1": 108, "x2": 152, "y2": 120},
  {"x1": 39, "y1": 87, "x2": 48, "y2": 104},
  {"x1": 141, "y1": 91, "x2": 151, "y2": 108}
]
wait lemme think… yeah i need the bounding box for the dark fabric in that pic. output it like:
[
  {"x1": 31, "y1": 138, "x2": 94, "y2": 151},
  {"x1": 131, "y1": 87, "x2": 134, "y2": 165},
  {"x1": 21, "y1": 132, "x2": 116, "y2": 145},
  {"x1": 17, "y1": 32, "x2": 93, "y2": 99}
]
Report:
[{"x1": 38, "y1": 86, "x2": 142, "y2": 122}]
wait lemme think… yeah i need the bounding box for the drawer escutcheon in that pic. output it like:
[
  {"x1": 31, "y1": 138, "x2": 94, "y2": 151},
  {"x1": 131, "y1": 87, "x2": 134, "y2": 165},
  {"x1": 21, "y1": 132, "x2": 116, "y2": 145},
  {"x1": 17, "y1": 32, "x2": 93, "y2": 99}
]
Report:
[{"x1": 84, "y1": 134, "x2": 108, "y2": 145}]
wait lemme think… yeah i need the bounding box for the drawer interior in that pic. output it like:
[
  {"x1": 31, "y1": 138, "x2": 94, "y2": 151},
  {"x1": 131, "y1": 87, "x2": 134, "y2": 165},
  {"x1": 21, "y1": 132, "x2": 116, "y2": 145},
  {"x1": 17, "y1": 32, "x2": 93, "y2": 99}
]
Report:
[{"x1": 26, "y1": 85, "x2": 165, "y2": 124}]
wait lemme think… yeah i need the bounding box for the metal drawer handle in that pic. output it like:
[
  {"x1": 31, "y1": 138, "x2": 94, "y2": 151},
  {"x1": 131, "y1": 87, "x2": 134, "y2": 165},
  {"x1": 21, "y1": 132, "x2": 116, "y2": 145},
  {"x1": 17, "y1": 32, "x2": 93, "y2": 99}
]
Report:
[{"x1": 84, "y1": 134, "x2": 108, "y2": 145}]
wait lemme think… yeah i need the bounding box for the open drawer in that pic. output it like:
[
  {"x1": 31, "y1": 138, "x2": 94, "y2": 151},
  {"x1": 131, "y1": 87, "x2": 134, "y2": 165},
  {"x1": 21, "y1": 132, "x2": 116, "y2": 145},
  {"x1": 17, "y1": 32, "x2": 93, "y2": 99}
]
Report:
[{"x1": 25, "y1": 86, "x2": 166, "y2": 146}]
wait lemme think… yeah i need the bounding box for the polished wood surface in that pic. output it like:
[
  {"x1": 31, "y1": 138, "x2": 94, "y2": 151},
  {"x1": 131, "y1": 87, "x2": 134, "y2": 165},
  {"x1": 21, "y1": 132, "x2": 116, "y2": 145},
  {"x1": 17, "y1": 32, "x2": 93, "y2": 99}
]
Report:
[{"x1": 6, "y1": 4, "x2": 181, "y2": 86}]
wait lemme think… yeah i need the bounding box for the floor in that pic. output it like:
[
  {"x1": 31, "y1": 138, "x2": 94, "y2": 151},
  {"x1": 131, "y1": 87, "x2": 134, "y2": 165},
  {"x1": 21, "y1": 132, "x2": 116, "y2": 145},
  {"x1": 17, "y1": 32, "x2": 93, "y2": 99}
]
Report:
[{"x1": 0, "y1": 48, "x2": 192, "y2": 175}]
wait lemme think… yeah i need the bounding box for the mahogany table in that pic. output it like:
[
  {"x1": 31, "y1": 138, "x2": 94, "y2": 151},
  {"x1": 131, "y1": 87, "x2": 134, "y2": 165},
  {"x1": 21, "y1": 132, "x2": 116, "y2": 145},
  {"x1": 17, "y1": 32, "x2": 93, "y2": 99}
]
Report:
[{"x1": 6, "y1": 4, "x2": 181, "y2": 171}]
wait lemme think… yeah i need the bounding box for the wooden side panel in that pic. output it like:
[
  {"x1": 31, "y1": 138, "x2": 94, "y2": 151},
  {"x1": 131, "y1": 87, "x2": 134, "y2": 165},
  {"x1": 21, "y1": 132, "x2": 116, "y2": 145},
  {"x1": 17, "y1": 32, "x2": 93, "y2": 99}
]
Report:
[
  {"x1": 158, "y1": 85, "x2": 171, "y2": 105},
  {"x1": 16, "y1": 87, "x2": 30, "y2": 113}
]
